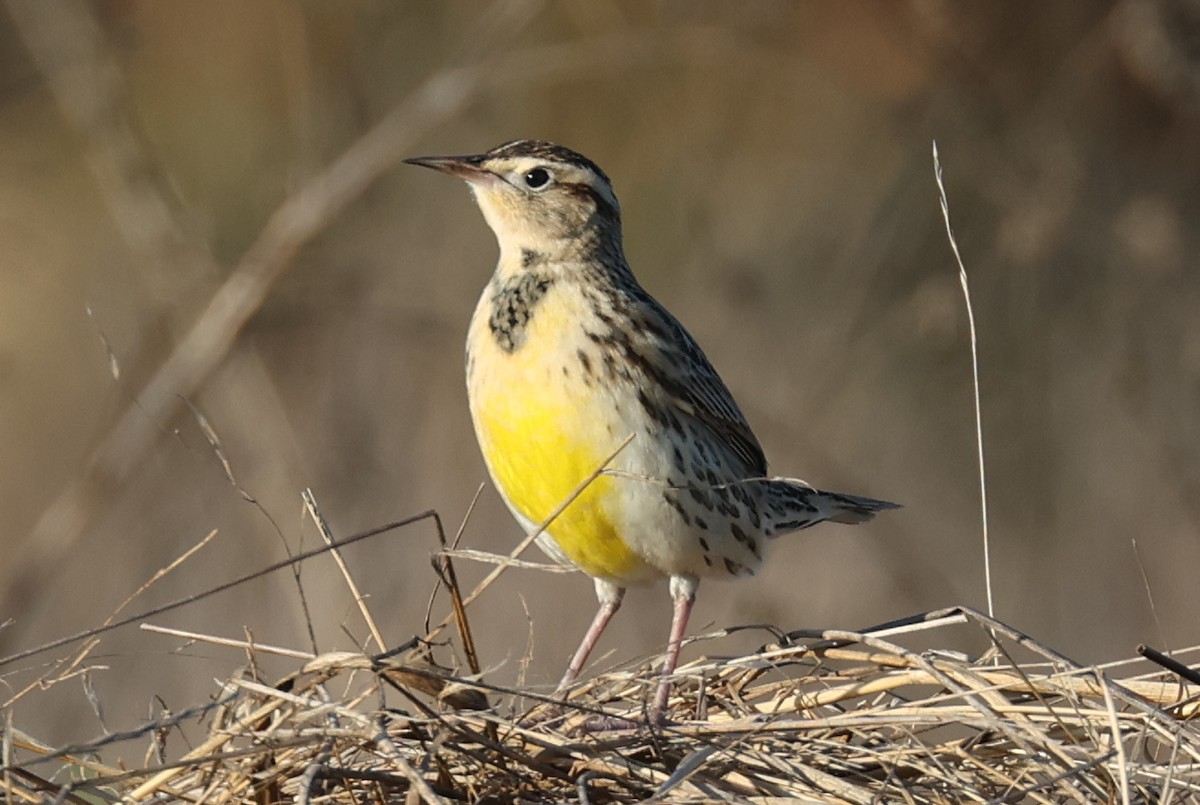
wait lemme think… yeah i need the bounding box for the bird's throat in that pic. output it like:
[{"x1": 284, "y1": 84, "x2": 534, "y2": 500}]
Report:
[{"x1": 487, "y1": 272, "x2": 555, "y2": 353}]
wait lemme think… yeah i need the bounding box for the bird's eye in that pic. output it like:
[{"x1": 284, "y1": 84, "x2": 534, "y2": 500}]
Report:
[{"x1": 523, "y1": 168, "x2": 551, "y2": 189}]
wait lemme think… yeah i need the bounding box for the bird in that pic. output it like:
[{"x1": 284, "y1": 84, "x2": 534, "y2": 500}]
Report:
[{"x1": 404, "y1": 140, "x2": 899, "y2": 721}]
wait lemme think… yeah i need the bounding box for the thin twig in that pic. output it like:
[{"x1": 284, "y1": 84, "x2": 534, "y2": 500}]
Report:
[
  {"x1": 139, "y1": 624, "x2": 315, "y2": 660},
  {"x1": 437, "y1": 549, "x2": 577, "y2": 572},
  {"x1": 2, "y1": 529, "x2": 219, "y2": 709},
  {"x1": 424, "y1": 484, "x2": 486, "y2": 636},
  {"x1": 1099, "y1": 673, "x2": 1131, "y2": 805},
  {"x1": 1131, "y1": 538, "x2": 1169, "y2": 651},
  {"x1": 933, "y1": 141, "x2": 993, "y2": 620},
  {"x1": 372, "y1": 724, "x2": 450, "y2": 805},
  {"x1": 302, "y1": 489, "x2": 387, "y2": 653},
  {"x1": 427, "y1": 510, "x2": 481, "y2": 677},
  {"x1": 0, "y1": 513, "x2": 434, "y2": 669},
  {"x1": 112, "y1": 529, "x2": 223, "y2": 621},
  {"x1": 1137, "y1": 644, "x2": 1200, "y2": 687}
]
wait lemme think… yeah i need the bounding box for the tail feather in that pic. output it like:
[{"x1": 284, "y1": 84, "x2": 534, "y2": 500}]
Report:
[
  {"x1": 822, "y1": 491, "x2": 902, "y2": 524},
  {"x1": 761, "y1": 478, "x2": 900, "y2": 534}
]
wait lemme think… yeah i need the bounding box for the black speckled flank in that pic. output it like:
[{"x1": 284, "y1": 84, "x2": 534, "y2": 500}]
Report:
[
  {"x1": 488, "y1": 273, "x2": 554, "y2": 353},
  {"x1": 662, "y1": 491, "x2": 693, "y2": 526}
]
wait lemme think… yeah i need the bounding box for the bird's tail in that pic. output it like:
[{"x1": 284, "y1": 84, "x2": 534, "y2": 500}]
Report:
[
  {"x1": 818, "y1": 490, "x2": 903, "y2": 524},
  {"x1": 760, "y1": 478, "x2": 900, "y2": 535}
]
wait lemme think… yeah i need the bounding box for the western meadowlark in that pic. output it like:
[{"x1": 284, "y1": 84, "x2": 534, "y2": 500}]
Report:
[{"x1": 406, "y1": 140, "x2": 898, "y2": 720}]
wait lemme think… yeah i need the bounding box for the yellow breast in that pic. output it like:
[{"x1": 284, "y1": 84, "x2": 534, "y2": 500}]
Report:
[{"x1": 466, "y1": 284, "x2": 647, "y2": 582}]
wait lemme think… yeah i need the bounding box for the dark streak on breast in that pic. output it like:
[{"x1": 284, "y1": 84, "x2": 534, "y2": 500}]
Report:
[{"x1": 488, "y1": 273, "x2": 554, "y2": 353}]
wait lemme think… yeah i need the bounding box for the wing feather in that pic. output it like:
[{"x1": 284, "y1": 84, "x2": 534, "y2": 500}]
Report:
[{"x1": 626, "y1": 293, "x2": 768, "y2": 475}]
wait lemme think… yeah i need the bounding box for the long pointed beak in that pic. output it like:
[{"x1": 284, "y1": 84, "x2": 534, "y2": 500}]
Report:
[{"x1": 403, "y1": 154, "x2": 490, "y2": 180}]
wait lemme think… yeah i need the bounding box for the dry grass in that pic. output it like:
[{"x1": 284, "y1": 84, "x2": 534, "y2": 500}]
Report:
[{"x1": 6, "y1": 601, "x2": 1199, "y2": 804}]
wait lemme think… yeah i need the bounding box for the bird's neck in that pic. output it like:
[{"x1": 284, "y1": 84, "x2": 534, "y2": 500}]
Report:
[{"x1": 492, "y1": 231, "x2": 632, "y2": 286}]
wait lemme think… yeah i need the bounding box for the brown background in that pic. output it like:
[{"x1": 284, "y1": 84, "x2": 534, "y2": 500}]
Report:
[{"x1": 2, "y1": 1, "x2": 1198, "y2": 745}]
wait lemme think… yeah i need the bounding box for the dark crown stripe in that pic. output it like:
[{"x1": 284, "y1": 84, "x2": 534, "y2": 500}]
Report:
[{"x1": 486, "y1": 140, "x2": 611, "y2": 186}]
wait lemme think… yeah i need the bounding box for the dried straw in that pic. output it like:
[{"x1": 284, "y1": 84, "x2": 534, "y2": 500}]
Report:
[{"x1": 6, "y1": 605, "x2": 1199, "y2": 804}]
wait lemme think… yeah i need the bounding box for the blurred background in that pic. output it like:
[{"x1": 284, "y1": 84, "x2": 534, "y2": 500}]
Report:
[{"x1": 2, "y1": 0, "x2": 1199, "y2": 746}]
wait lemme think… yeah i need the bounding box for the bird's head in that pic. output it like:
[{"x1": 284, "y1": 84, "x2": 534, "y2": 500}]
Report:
[{"x1": 405, "y1": 140, "x2": 623, "y2": 263}]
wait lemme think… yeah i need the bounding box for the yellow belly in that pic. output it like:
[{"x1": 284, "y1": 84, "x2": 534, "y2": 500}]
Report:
[{"x1": 468, "y1": 311, "x2": 646, "y2": 582}]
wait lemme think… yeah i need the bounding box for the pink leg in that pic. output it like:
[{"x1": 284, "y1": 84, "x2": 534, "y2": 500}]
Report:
[
  {"x1": 652, "y1": 576, "x2": 698, "y2": 720},
  {"x1": 556, "y1": 581, "x2": 624, "y2": 694}
]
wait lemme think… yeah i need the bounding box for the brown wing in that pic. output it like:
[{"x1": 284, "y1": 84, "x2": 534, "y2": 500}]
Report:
[{"x1": 626, "y1": 292, "x2": 768, "y2": 476}]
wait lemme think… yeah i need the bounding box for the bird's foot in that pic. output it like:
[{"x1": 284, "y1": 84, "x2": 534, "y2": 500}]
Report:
[
  {"x1": 517, "y1": 702, "x2": 567, "y2": 730},
  {"x1": 519, "y1": 701, "x2": 672, "y2": 734},
  {"x1": 576, "y1": 713, "x2": 653, "y2": 733}
]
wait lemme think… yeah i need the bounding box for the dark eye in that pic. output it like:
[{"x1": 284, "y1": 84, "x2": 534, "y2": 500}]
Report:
[{"x1": 523, "y1": 168, "x2": 551, "y2": 189}]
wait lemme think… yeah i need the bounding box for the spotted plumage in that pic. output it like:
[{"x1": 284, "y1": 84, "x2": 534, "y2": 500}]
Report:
[
  {"x1": 405, "y1": 140, "x2": 899, "y2": 720},
  {"x1": 487, "y1": 272, "x2": 554, "y2": 352}
]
